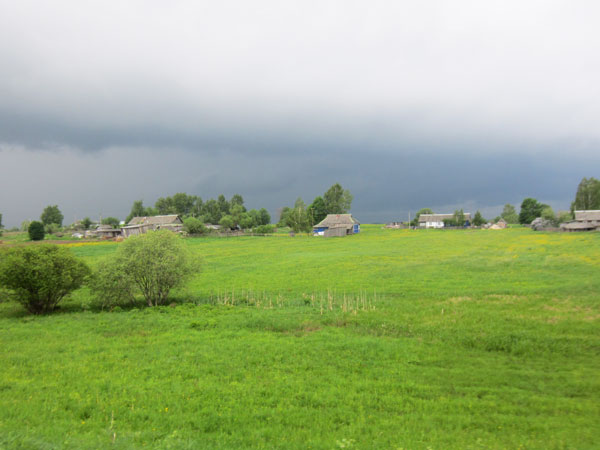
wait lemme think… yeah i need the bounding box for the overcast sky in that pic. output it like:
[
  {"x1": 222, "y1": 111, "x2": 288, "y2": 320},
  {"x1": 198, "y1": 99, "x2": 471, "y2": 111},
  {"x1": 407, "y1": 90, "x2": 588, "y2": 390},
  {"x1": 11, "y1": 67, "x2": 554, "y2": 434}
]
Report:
[{"x1": 1, "y1": 1, "x2": 599, "y2": 227}]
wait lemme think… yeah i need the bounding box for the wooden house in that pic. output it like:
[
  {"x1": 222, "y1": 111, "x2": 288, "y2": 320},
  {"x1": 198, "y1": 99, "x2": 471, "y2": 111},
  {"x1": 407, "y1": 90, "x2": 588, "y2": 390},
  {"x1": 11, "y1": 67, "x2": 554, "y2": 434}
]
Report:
[{"x1": 313, "y1": 214, "x2": 360, "y2": 237}]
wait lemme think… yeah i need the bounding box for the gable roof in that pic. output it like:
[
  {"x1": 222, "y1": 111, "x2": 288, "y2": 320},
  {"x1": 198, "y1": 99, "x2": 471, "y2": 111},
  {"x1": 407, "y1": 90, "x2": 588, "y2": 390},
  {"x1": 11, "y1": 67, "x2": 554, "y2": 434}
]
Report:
[
  {"x1": 314, "y1": 214, "x2": 360, "y2": 228},
  {"x1": 128, "y1": 215, "x2": 182, "y2": 226},
  {"x1": 574, "y1": 210, "x2": 600, "y2": 221},
  {"x1": 419, "y1": 213, "x2": 472, "y2": 222}
]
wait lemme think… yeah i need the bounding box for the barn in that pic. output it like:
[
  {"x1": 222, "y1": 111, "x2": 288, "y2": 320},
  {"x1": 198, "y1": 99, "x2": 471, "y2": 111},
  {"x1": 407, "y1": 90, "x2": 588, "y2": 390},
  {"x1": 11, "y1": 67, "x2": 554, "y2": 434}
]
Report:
[
  {"x1": 121, "y1": 215, "x2": 184, "y2": 238},
  {"x1": 313, "y1": 214, "x2": 360, "y2": 237}
]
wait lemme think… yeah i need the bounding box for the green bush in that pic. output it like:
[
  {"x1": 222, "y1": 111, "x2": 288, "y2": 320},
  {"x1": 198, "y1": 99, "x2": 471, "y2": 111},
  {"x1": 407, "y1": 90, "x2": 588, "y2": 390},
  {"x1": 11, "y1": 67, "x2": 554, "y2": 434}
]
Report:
[
  {"x1": 44, "y1": 223, "x2": 61, "y2": 235},
  {"x1": 253, "y1": 224, "x2": 275, "y2": 234},
  {"x1": 28, "y1": 221, "x2": 45, "y2": 241},
  {"x1": 183, "y1": 217, "x2": 207, "y2": 235},
  {"x1": 89, "y1": 259, "x2": 137, "y2": 309},
  {"x1": 0, "y1": 244, "x2": 90, "y2": 314},
  {"x1": 97, "y1": 230, "x2": 199, "y2": 307}
]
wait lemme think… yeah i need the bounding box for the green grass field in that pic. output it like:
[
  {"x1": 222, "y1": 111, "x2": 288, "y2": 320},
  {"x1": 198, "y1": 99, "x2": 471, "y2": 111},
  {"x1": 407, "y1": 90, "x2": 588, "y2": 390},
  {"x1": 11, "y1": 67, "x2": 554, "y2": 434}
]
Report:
[{"x1": 1, "y1": 226, "x2": 599, "y2": 449}]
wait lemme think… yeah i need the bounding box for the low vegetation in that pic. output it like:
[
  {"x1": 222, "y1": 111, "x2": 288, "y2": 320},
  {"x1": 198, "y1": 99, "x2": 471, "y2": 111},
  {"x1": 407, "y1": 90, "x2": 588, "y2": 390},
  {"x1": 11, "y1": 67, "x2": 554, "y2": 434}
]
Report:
[{"x1": 0, "y1": 226, "x2": 598, "y2": 448}]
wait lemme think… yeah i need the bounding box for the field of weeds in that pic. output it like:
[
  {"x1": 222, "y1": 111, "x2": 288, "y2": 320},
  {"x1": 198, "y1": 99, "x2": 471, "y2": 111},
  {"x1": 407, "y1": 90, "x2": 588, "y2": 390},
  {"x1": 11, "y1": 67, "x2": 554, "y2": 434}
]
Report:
[{"x1": 0, "y1": 226, "x2": 599, "y2": 448}]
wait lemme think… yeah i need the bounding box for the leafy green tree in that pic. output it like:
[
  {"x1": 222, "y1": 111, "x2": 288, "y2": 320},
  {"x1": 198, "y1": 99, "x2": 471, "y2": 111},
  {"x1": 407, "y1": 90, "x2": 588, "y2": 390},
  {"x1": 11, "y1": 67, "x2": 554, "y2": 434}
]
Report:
[
  {"x1": 101, "y1": 217, "x2": 120, "y2": 229},
  {"x1": 258, "y1": 208, "x2": 271, "y2": 225},
  {"x1": 191, "y1": 197, "x2": 203, "y2": 218},
  {"x1": 500, "y1": 204, "x2": 519, "y2": 224},
  {"x1": 230, "y1": 204, "x2": 245, "y2": 227},
  {"x1": 20, "y1": 220, "x2": 31, "y2": 232},
  {"x1": 278, "y1": 207, "x2": 291, "y2": 227},
  {"x1": 230, "y1": 194, "x2": 245, "y2": 211},
  {"x1": 473, "y1": 210, "x2": 486, "y2": 226},
  {"x1": 183, "y1": 217, "x2": 207, "y2": 235},
  {"x1": 82, "y1": 217, "x2": 93, "y2": 230},
  {"x1": 571, "y1": 177, "x2": 600, "y2": 211},
  {"x1": 239, "y1": 213, "x2": 255, "y2": 230},
  {"x1": 0, "y1": 244, "x2": 90, "y2": 314},
  {"x1": 308, "y1": 196, "x2": 327, "y2": 225},
  {"x1": 40, "y1": 205, "x2": 63, "y2": 227},
  {"x1": 219, "y1": 215, "x2": 235, "y2": 230},
  {"x1": 92, "y1": 230, "x2": 197, "y2": 307},
  {"x1": 0, "y1": 213, "x2": 3, "y2": 237},
  {"x1": 286, "y1": 198, "x2": 311, "y2": 233},
  {"x1": 126, "y1": 200, "x2": 151, "y2": 223},
  {"x1": 202, "y1": 199, "x2": 222, "y2": 224},
  {"x1": 217, "y1": 195, "x2": 230, "y2": 216},
  {"x1": 155, "y1": 196, "x2": 175, "y2": 215},
  {"x1": 172, "y1": 193, "x2": 196, "y2": 216},
  {"x1": 519, "y1": 198, "x2": 546, "y2": 225},
  {"x1": 28, "y1": 221, "x2": 45, "y2": 241},
  {"x1": 323, "y1": 183, "x2": 353, "y2": 214}
]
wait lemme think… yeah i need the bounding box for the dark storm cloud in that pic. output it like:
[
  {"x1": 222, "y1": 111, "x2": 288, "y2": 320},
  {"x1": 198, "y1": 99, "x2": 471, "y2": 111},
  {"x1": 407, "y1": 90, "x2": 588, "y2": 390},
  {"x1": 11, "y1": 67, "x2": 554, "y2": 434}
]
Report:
[{"x1": 0, "y1": 1, "x2": 599, "y2": 226}]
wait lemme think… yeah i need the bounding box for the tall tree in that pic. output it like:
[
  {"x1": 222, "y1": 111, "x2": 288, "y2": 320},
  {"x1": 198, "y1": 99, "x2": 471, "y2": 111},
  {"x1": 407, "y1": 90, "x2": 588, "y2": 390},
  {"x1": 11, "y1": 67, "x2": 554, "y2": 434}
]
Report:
[
  {"x1": 308, "y1": 196, "x2": 327, "y2": 225},
  {"x1": 500, "y1": 204, "x2": 519, "y2": 224},
  {"x1": 519, "y1": 198, "x2": 546, "y2": 225},
  {"x1": 126, "y1": 200, "x2": 150, "y2": 223},
  {"x1": 323, "y1": 183, "x2": 353, "y2": 214},
  {"x1": 258, "y1": 208, "x2": 271, "y2": 226},
  {"x1": 472, "y1": 210, "x2": 486, "y2": 226},
  {"x1": 230, "y1": 194, "x2": 245, "y2": 211},
  {"x1": 217, "y1": 195, "x2": 230, "y2": 215},
  {"x1": 571, "y1": 177, "x2": 600, "y2": 211},
  {"x1": 40, "y1": 205, "x2": 64, "y2": 226},
  {"x1": 202, "y1": 199, "x2": 222, "y2": 224}
]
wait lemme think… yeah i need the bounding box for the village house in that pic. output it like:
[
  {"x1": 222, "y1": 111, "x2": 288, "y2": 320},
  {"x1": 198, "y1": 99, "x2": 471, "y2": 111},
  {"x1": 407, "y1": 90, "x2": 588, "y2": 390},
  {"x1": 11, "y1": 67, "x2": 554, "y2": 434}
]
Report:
[
  {"x1": 560, "y1": 210, "x2": 600, "y2": 232},
  {"x1": 418, "y1": 213, "x2": 472, "y2": 229},
  {"x1": 313, "y1": 214, "x2": 360, "y2": 237},
  {"x1": 121, "y1": 215, "x2": 183, "y2": 238}
]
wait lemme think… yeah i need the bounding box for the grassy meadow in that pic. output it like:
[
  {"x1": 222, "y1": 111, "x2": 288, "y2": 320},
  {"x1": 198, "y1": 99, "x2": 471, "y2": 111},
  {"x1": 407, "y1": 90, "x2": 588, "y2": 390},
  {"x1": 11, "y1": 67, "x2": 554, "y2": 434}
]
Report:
[{"x1": 0, "y1": 226, "x2": 599, "y2": 448}]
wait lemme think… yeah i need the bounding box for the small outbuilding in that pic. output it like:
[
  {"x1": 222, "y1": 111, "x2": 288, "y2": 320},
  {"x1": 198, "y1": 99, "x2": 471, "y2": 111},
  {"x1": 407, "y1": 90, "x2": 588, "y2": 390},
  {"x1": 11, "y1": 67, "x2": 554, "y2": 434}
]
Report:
[
  {"x1": 121, "y1": 215, "x2": 183, "y2": 238},
  {"x1": 560, "y1": 210, "x2": 600, "y2": 232},
  {"x1": 96, "y1": 224, "x2": 122, "y2": 239},
  {"x1": 313, "y1": 214, "x2": 360, "y2": 237}
]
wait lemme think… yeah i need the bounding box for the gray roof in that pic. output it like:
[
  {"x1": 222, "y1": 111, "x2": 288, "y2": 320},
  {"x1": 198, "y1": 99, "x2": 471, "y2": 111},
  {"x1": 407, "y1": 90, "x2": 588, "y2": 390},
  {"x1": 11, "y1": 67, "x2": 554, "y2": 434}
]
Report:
[
  {"x1": 561, "y1": 221, "x2": 600, "y2": 230},
  {"x1": 419, "y1": 213, "x2": 472, "y2": 222},
  {"x1": 314, "y1": 214, "x2": 360, "y2": 228},
  {"x1": 574, "y1": 210, "x2": 600, "y2": 221},
  {"x1": 128, "y1": 215, "x2": 183, "y2": 226}
]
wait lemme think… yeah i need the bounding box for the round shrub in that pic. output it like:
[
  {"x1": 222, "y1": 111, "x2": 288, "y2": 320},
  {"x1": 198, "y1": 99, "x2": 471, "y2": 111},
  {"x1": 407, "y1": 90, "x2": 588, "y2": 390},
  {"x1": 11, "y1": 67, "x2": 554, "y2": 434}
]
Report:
[
  {"x1": 183, "y1": 217, "x2": 207, "y2": 235},
  {"x1": 94, "y1": 230, "x2": 199, "y2": 307},
  {"x1": 28, "y1": 221, "x2": 45, "y2": 241},
  {"x1": 0, "y1": 244, "x2": 90, "y2": 314}
]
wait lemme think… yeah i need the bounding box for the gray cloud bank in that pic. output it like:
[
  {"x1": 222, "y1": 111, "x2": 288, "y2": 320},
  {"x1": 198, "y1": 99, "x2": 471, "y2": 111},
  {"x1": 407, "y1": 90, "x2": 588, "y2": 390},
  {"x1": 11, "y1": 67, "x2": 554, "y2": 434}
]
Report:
[{"x1": 0, "y1": 1, "x2": 599, "y2": 226}]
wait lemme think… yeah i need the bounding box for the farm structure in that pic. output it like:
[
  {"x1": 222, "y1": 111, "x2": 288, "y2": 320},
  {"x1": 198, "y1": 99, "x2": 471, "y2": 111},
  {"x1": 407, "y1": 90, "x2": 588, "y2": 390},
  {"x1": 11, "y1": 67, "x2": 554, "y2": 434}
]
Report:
[
  {"x1": 560, "y1": 210, "x2": 600, "y2": 232},
  {"x1": 419, "y1": 213, "x2": 472, "y2": 229},
  {"x1": 313, "y1": 214, "x2": 360, "y2": 237},
  {"x1": 95, "y1": 224, "x2": 121, "y2": 239},
  {"x1": 121, "y1": 215, "x2": 183, "y2": 238}
]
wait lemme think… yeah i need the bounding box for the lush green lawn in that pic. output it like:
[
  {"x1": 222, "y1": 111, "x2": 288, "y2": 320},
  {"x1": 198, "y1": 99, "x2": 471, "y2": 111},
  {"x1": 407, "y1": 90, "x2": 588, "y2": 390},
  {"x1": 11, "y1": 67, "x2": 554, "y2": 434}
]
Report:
[{"x1": 1, "y1": 226, "x2": 599, "y2": 448}]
